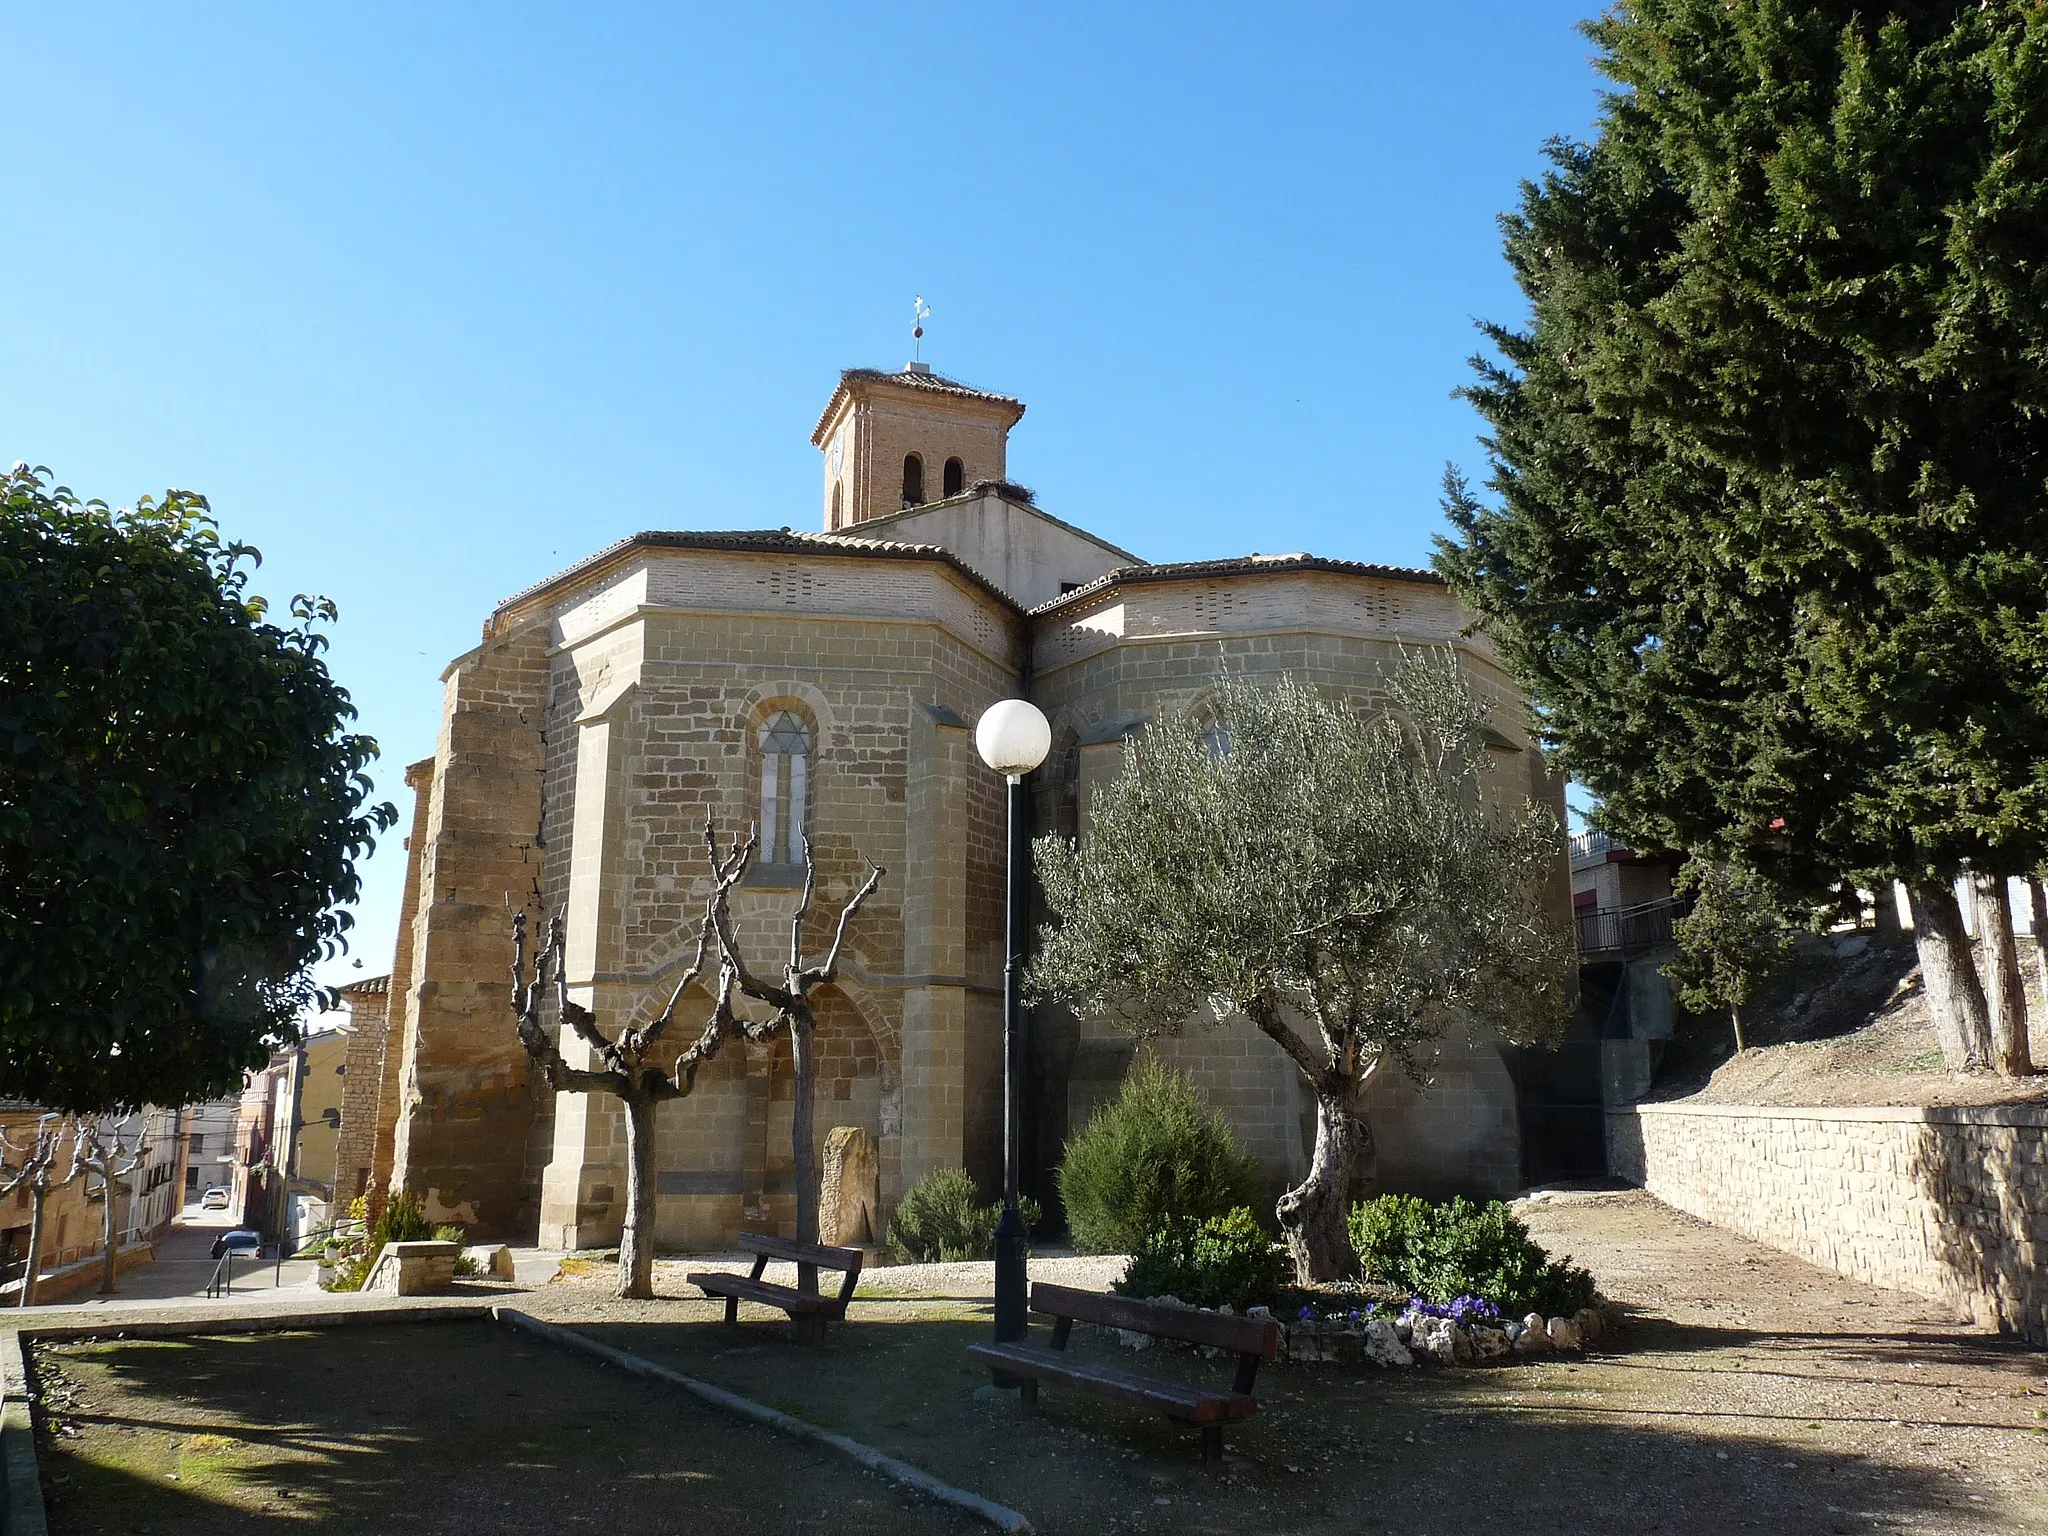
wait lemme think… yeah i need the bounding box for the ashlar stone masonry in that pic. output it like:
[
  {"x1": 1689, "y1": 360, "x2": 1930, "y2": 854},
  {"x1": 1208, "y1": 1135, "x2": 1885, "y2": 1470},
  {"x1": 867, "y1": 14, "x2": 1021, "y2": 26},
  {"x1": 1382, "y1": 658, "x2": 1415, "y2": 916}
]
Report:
[{"x1": 363, "y1": 363, "x2": 1571, "y2": 1249}]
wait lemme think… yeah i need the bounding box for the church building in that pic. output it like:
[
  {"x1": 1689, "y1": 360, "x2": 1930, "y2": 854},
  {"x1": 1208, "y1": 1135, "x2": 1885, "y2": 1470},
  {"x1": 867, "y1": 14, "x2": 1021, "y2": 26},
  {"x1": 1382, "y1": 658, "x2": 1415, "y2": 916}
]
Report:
[{"x1": 351, "y1": 362, "x2": 1568, "y2": 1247}]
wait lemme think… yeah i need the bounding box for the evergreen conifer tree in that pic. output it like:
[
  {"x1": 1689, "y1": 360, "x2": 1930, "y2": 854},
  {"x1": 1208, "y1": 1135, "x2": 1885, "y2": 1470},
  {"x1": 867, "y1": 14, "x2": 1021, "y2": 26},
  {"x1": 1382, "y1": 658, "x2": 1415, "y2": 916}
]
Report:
[{"x1": 1437, "y1": 2, "x2": 2048, "y2": 1073}]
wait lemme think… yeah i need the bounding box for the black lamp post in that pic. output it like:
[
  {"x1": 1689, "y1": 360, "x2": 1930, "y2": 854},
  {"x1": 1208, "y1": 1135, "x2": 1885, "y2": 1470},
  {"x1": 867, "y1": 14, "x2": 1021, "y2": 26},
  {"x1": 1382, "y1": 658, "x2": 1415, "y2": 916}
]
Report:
[{"x1": 974, "y1": 697, "x2": 1051, "y2": 1350}]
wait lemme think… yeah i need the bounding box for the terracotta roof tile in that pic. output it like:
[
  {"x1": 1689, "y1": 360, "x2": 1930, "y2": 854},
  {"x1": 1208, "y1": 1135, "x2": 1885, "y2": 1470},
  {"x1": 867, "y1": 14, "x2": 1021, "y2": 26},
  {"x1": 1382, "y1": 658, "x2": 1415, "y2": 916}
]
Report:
[
  {"x1": 1028, "y1": 551, "x2": 1445, "y2": 615},
  {"x1": 494, "y1": 527, "x2": 1025, "y2": 621}
]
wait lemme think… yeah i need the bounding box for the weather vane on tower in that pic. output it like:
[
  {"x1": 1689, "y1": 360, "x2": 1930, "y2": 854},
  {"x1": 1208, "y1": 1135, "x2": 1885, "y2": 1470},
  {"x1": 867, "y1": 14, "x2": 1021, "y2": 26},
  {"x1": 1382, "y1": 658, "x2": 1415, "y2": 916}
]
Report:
[{"x1": 911, "y1": 295, "x2": 931, "y2": 364}]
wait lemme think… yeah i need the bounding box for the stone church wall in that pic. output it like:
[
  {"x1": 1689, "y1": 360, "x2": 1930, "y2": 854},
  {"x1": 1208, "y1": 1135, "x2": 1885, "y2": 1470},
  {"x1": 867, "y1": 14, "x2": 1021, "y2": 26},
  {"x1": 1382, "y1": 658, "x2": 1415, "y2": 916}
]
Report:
[
  {"x1": 522, "y1": 563, "x2": 1022, "y2": 1250},
  {"x1": 1025, "y1": 570, "x2": 1560, "y2": 1206}
]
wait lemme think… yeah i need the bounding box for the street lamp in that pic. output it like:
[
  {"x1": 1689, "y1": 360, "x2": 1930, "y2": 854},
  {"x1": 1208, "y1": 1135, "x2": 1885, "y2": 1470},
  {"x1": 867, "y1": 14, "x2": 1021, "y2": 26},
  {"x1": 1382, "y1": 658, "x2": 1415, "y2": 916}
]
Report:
[{"x1": 974, "y1": 698, "x2": 1051, "y2": 1352}]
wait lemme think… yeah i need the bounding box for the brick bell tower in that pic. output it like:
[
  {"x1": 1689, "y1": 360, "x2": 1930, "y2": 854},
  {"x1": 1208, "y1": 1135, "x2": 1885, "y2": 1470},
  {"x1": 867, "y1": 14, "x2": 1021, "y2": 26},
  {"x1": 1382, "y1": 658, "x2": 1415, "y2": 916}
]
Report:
[{"x1": 810, "y1": 360, "x2": 1026, "y2": 532}]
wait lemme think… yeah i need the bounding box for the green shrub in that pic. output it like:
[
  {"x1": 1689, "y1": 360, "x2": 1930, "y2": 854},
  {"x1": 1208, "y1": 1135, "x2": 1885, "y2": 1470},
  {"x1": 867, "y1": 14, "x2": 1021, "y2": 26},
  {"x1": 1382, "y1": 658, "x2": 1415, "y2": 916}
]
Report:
[
  {"x1": 1348, "y1": 1194, "x2": 1598, "y2": 1317},
  {"x1": 1056, "y1": 1054, "x2": 1261, "y2": 1255},
  {"x1": 889, "y1": 1167, "x2": 1043, "y2": 1262},
  {"x1": 1117, "y1": 1207, "x2": 1288, "y2": 1311}
]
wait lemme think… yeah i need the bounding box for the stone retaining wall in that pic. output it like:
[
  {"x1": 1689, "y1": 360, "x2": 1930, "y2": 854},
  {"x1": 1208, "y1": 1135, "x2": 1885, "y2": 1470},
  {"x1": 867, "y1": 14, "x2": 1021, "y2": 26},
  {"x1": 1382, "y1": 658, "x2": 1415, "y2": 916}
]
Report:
[{"x1": 1608, "y1": 1101, "x2": 2048, "y2": 1345}]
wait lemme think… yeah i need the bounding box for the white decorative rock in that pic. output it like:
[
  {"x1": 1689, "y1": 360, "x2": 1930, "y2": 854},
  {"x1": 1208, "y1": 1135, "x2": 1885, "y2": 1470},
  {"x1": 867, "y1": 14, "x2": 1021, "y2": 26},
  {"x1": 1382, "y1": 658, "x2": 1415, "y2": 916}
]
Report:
[
  {"x1": 1393, "y1": 1318, "x2": 1413, "y2": 1345},
  {"x1": 1572, "y1": 1306, "x2": 1605, "y2": 1343},
  {"x1": 1522, "y1": 1312, "x2": 1547, "y2": 1337},
  {"x1": 1514, "y1": 1318, "x2": 1552, "y2": 1354},
  {"x1": 1409, "y1": 1316, "x2": 1474, "y2": 1364},
  {"x1": 1469, "y1": 1325, "x2": 1510, "y2": 1360},
  {"x1": 1362, "y1": 1318, "x2": 1413, "y2": 1368},
  {"x1": 1546, "y1": 1316, "x2": 1583, "y2": 1350}
]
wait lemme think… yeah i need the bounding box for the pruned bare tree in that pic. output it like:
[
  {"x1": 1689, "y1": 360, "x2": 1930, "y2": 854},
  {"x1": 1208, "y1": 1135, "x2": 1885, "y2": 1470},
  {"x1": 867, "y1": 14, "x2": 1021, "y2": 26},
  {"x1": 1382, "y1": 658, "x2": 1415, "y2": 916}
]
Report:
[
  {"x1": 76, "y1": 1116, "x2": 151, "y2": 1297},
  {"x1": 0, "y1": 1115, "x2": 84, "y2": 1306},
  {"x1": 512, "y1": 818, "x2": 883, "y2": 1300}
]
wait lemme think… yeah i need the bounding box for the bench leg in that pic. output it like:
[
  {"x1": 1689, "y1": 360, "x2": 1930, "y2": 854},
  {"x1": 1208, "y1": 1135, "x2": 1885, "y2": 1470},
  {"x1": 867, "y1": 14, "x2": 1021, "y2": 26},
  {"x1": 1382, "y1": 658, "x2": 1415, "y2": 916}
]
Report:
[
  {"x1": 1018, "y1": 1380, "x2": 1038, "y2": 1412},
  {"x1": 1200, "y1": 1424, "x2": 1223, "y2": 1465},
  {"x1": 796, "y1": 1315, "x2": 824, "y2": 1346},
  {"x1": 723, "y1": 1295, "x2": 739, "y2": 1328}
]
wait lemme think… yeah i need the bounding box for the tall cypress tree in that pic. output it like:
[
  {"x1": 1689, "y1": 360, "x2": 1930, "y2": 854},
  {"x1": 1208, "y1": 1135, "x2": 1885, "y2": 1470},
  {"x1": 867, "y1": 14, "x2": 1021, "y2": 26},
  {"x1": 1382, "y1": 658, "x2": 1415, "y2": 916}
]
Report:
[{"x1": 1436, "y1": 2, "x2": 2048, "y2": 1073}]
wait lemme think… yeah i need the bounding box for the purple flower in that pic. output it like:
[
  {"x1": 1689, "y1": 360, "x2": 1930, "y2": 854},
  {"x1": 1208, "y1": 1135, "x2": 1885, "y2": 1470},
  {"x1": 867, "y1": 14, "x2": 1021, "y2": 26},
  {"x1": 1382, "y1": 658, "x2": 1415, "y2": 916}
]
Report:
[
  {"x1": 1347, "y1": 1309, "x2": 1361, "y2": 1323},
  {"x1": 1297, "y1": 1305, "x2": 1316, "y2": 1321}
]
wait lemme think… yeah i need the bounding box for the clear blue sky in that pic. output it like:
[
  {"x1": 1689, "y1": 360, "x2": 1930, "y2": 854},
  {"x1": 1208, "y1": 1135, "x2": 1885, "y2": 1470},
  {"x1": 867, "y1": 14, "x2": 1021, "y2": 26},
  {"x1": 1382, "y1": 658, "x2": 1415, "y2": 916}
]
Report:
[{"x1": 4, "y1": 3, "x2": 1608, "y2": 996}]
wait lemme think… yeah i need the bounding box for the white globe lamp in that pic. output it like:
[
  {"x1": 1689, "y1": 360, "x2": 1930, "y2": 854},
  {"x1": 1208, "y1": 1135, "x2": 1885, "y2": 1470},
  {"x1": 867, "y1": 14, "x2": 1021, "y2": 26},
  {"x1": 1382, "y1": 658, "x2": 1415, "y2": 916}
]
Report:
[
  {"x1": 974, "y1": 694, "x2": 1051, "y2": 1361},
  {"x1": 975, "y1": 699, "x2": 1051, "y2": 781}
]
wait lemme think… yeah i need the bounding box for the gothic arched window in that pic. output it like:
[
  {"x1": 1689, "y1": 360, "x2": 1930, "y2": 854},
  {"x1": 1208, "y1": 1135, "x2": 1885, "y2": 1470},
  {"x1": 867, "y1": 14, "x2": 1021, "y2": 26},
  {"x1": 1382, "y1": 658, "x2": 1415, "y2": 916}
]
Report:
[
  {"x1": 759, "y1": 711, "x2": 812, "y2": 866},
  {"x1": 943, "y1": 457, "x2": 965, "y2": 497},
  {"x1": 902, "y1": 454, "x2": 925, "y2": 507},
  {"x1": 831, "y1": 481, "x2": 843, "y2": 529}
]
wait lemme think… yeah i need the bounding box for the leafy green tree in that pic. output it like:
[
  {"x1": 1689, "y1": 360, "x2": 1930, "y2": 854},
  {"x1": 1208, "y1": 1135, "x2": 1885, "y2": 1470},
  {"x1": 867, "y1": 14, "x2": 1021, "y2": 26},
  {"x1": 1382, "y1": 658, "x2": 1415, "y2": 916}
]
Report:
[
  {"x1": 1663, "y1": 861, "x2": 1798, "y2": 1053},
  {"x1": 0, "y1": 465, "x2": 393, "y2": 1111},
  {"x1": 1435, "y1": 2, "x2": 2048, "y2": 1073},
  {"x1": 1028, "y1": 655, "x2": 1571, "y2": 1283}
]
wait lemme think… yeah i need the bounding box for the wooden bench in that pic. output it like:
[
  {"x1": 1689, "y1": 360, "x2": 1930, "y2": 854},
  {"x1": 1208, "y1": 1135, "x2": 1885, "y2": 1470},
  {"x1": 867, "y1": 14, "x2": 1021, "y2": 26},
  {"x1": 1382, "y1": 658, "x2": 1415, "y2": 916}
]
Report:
[
  {"x1": 966, "y1": 1282, "x2": 1281, "y2": 1462},
  {"x1": 686, "y1": 1233, "x2": 864, "y2": 1343}
]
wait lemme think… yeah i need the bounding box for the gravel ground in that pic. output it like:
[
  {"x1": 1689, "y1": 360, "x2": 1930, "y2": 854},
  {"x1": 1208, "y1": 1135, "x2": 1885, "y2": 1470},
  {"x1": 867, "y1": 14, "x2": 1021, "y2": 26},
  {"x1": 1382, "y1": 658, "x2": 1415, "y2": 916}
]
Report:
[{"x1": 517, "y1": 1190, "x2": 2048, "y2": 1534}]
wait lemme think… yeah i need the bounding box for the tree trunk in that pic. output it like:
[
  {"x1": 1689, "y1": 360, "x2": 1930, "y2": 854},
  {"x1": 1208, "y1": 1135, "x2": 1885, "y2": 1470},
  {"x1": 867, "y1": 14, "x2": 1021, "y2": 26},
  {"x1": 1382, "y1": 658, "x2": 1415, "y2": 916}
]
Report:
[
  {"x1": 20, "y1": 1187, "x2": 46, "y2": 1308},
  {"x1": 1730, "y1": 1002, "x2": 1747, "y2": 1054},
  {"x1": 1908, "y1": 882, "x2": 1992, "y2": 1071},
  {"x1": 2030, "y1": 877, "x2": 2048, "y2": 1040},
  {"x1": 617, "y1": 1093, "x2": 656, "y2": 1301},
  {"x1": 1972, "y1": 872, "x2": 2034, "y2": 1078},
  {"x1": 1872, "y1": 882, "x2": 1902, "y2": 938},
  {"x1": 1276, "y1": 1092, "x2": 1362, "y2": 1284},
  {"x1": 789, "y1": 1017, "x2": 818, "y2": 1292},
  {"x1": 99, "y1": 1178, "x2": 118, "y2": 1296}
]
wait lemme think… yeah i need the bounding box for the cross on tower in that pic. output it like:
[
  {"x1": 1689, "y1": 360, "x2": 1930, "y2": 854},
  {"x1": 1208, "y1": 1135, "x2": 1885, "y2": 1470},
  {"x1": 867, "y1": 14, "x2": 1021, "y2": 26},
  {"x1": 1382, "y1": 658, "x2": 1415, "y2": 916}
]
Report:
[{"x1": 912, "y1": 295, "x2": 931, "y2": 362}]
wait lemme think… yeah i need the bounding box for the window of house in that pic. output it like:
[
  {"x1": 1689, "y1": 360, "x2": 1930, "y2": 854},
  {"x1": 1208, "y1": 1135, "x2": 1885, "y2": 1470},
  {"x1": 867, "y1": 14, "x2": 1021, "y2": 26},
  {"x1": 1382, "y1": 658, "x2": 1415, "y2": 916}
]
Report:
[
  {"x1": 758, "y1": 711, "x2": 812, "y2": 866},
  {"x1": 901, "y1": 454, "x2": 925, "y2": 507},
  {"x1": 190, "y1": 1134, "x2": 205, "y2": 1156},
  {"x1": 831, "y1": 481, "x2": 843, "y2": 528},
  {"x1": 943, "y1": 457, "x2": 965, "y2": 497}
]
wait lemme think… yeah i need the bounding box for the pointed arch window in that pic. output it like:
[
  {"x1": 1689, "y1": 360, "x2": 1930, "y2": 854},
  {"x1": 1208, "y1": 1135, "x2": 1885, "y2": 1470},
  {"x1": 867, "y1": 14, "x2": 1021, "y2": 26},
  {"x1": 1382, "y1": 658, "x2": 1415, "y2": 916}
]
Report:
[
  {"x1": 943, "y1": 457, "x2": 965, "y2": 497},
  {"x1": 759, "y1": 711, "x2": 812, "y2": 866}
]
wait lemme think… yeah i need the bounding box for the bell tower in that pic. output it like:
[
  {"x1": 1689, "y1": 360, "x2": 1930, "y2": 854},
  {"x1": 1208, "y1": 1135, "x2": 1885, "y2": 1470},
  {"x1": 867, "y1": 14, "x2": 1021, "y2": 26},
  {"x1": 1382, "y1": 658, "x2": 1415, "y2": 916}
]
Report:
[{"x1": 811, "y1": 365, "x2": 1026, "y2": 531}]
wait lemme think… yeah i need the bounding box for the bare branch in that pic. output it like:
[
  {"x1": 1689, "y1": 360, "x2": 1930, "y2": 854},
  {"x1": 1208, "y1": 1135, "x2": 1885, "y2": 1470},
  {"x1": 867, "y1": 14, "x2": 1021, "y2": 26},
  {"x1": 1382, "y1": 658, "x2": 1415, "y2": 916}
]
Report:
[
  {"x1": 629, "y1": 910, "x2": 715, "y2": 1057},
  {"x1": 798, "y1": 858, "x2": 885, "y2": 988},
  {"x1": 789, "y1": 835, "x2": 817, "y2": 972}
]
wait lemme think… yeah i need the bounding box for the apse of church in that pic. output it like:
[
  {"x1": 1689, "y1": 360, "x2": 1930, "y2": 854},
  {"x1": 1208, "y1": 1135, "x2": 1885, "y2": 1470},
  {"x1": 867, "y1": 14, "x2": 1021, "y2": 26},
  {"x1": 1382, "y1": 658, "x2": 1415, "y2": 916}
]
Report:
[{"x1": 369, "y1": 362, "x2": 1567, "y2": 1247}]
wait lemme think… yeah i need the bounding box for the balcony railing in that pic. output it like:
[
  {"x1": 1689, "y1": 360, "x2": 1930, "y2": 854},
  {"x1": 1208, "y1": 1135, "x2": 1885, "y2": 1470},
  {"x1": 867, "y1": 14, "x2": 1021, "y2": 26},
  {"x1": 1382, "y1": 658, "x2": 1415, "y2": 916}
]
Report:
[
  {"x1": 1576, "y1": 896, "x2": 1684, "y2": 958},
  {"x1": 1568, "y1": 829, "x2": 1617, "y2": 864}
]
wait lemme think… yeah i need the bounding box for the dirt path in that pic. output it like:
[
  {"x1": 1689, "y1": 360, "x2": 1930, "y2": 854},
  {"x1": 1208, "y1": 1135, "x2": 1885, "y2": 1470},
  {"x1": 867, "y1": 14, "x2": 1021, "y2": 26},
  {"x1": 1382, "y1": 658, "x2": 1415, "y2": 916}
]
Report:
[{"x1": 521, "y1": 1190, "x2": 2047, "y2": 1535}]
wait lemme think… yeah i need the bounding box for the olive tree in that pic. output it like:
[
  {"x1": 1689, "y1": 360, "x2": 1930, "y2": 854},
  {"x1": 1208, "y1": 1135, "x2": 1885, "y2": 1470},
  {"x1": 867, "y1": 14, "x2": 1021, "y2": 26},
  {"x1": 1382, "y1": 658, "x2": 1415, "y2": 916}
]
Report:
[
  {"x1": 1030, "y1": 653, "x2": 1572, "y2": 1282},
  {"x1": 512, "y1": 819, "x2": 881, "y2": 1300}
]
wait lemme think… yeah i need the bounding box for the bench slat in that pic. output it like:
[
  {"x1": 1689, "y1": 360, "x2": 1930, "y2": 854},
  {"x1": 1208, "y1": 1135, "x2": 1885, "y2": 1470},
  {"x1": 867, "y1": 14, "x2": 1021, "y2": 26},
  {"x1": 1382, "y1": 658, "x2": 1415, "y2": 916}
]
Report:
[
  {"x1": 737, "y1": 1232, "x2": 863, "y2": 1271},
  {"x1": 687, "y1": 1273, "x2": 842, "y2": 1316},
  {"x1": 1029, "y1": 1282, "x2": 1280, "y2": 1358},
  {"x1": 965, "y1": 1343, "x2": 1257, "y2": 1424}
]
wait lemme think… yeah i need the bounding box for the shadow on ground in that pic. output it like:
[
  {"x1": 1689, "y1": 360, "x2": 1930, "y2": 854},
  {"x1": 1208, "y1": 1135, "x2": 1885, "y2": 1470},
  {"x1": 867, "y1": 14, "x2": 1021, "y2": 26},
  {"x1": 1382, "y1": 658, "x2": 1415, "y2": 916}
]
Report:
[
  {"x1": 33, "y1": 1322, "x2": 981, "y2": 1535},
  {"x1": 561, "y1": 1300, "x2": 2035, "y2": 1536}
]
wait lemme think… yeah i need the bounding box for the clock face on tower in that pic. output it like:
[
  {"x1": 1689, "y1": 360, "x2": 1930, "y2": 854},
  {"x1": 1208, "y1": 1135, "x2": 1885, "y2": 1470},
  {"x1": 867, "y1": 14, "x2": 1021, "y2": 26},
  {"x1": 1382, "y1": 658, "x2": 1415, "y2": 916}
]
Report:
[{"x1": 828, "y1": 438, "x2": 844, "y2": 476}]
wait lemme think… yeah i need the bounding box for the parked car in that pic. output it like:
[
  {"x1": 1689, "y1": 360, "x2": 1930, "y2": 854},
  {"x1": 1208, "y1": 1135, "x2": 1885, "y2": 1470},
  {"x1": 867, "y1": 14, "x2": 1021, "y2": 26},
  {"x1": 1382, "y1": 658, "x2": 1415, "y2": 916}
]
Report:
[{"x1": 200, "y1": 1186, "x2": 230, "y2": 1211}]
